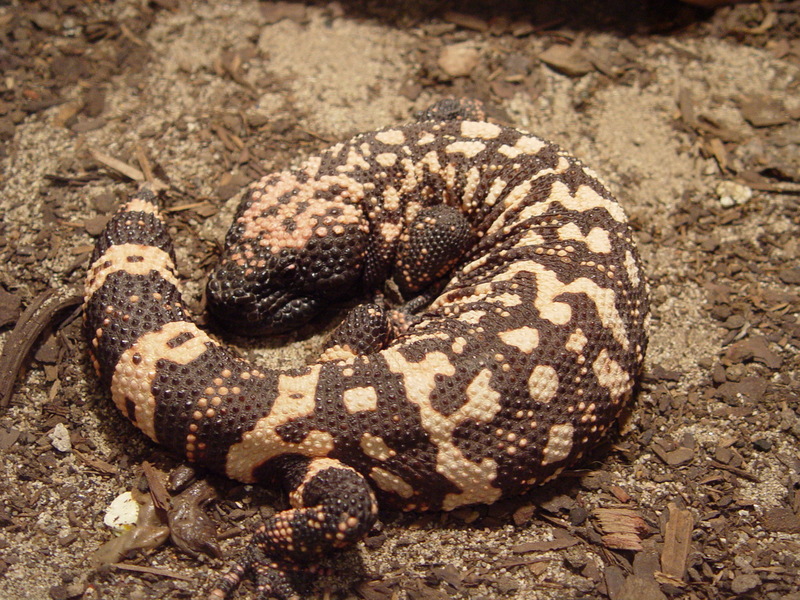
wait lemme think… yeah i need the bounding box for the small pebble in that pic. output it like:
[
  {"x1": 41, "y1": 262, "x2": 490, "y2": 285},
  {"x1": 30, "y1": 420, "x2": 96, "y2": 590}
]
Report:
[
  {"x1": 48, "y1": 584, "x2": 68, "y2": 600},
  {"x1": 752, "y1": 437, "x2": 772, "y2": 452},
  {"x1": 30, "y1": 11, "x2": 60, "y2": 32},
  {"x1": 92, "y1": 192, "x2": 117, "y2": 213},
  {"x1": 730, "y1": 573, "x2": 761, "y2": 595},
  {"x1": 778, "y1": 268, "x2": 800, "y2": 285},
  {"x1": 494, "y1": 574, "x2": 520, "y2": 594},
  {"x1": 716, "y1": 181, "x2": 752, "y2": 207},
  {"x1": 49, "y1": 423, "x2": 71, "y2": 453},
  {"x1": 438, "y1": 42, "x2": 480, "y2": 78}
]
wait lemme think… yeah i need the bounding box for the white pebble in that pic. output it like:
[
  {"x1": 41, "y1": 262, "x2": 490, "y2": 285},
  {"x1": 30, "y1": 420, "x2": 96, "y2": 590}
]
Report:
[
  {"x1": 49, "y1": 423, "x2": 72, "y2": 453},
  {"x1": 716, "y1": 181, "x2": 752, "y2": 207}
]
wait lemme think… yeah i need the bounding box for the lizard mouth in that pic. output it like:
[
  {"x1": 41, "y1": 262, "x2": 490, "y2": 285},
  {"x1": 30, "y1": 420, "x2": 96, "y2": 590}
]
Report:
[{"x1": 206, "y1": 278, "x2": 323, "y2": 336}]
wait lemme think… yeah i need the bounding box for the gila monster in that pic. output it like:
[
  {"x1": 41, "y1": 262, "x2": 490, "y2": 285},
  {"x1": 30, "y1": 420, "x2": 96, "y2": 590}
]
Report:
[{"x1": 84, "y1": 99, "x2": 648, "y2": 599}]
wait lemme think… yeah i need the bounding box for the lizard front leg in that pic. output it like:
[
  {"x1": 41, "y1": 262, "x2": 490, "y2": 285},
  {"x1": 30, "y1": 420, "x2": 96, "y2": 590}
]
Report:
[{"x1": 209, "y1": 456, "x2": 378, "y2": 600}]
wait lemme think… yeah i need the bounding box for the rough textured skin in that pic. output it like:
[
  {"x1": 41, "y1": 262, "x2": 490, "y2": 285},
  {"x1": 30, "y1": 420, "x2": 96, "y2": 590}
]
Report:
[{"x1": 84, "y1": 101, "x2": 648, "y2": 599}]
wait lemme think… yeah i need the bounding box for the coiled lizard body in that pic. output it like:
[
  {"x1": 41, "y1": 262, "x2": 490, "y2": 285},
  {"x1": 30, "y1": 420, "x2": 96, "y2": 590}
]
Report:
[{"x1": 84, "y1": 99, "x2": 648, "y2": 599}]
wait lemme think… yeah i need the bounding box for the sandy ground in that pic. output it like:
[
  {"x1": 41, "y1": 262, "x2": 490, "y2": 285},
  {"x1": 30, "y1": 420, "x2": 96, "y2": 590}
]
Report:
[{"x1": 1, "y1": 1, "x2": 799, "y2": 600}]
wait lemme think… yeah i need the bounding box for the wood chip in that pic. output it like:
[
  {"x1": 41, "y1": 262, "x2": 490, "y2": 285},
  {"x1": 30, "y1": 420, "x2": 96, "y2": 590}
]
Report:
[
  {"x1": 0, "y1": 427, "x2": 21, "y2": 450},
  {"x1": 587, "y1": 49, "x2": 618, "y2": 78},
  {"x1": 511, "y1": 532, "x2": 579, "y2": 553},
  {"x1": 762, "y1": 507, "x2": 800, "y2": 533},
  {"x1": 90, "y1": 148, "x2": 144, "y2": 181},
  {"x1": 619, "y1": 574, "x2": 667, "y2": 600},
  {"x1": 602, "y1": 532, "x2": 644, "y2": 551},
  {"x1": 442, "y1": 11, "x2": 489, "y2": 32},
  {"x1": 73, "y1": 450, "x2": 119, "y2": 475},
  {"x1": 134, "y1": 144, "x2": 155, "y2": 183},
  {"x1": 0, "y1": 288, "x2": 82, "y2": 409},
  {"x1": 709, "y1": 460, "x2": 761, "y2": 483},
  {"x1": 512, "y1": 504, "x2": 536, "y2": 525},
  {"x1": 119, "y1": 23, "x2": 149, "y2": 47},
  {"x1": 142, "y1": 461, "x2": 171, "y2": 512},
  {"x1": 0, "y1": 288, "x2": 22, "y2": 328},
  {"x1": 593, "y1": 507, "x2": 649, "y2": 551},
  {"x1": 653, "y1": 571, "x2": 685, "y2": 588},
  {"x1": 706, "y1": 137, "x2": 729, "y2": 172},
  {"x1": 112, "y1": 562, "x2": 192, "y2": 581},
  {"x1": 739, "y1": 95, "x2": 792, "y2": 127},
  {"x1": 724, "y1": 336, "x2": 782, "y2": 369},
  {"x1": 677, "y1": 87, "x2": 697, "y2": 127},
  {"x1": 539, "y1": 44, "x2": 594, "y2": 77},
  {"x1": 164, "y1": 201, "x2": 218, "y2": 216},
  {"x1": 356, "y1": 580, "x2": 395, "y2": 600},
  {"x1": 259, "y1": 1, "x2": 308, "y2": 25},
  {"x1": 609, "y1": 485, "x2": 632, "y2": 503},
  {"x1": 82, "y1": 214, "x2": 111, "y2": 236},
  {"x1": 53, "y1": 100, "x2": 83, "y2": 128},
  {"x1": 778, "y1": 268, "x2": 800, "y2": 285},
  {"x1": 664, "y1": 446, "x2": 694, "y2": 466},
  {"x1": 604, "y1": 564, "x2": 626, "y2": 600},
  {"x1": 659, "y1": 503, "x2": 693, "y2": 580},
  {"x1": 496, "y1": 555, "x2": 552, "y2": 568},
  {"x1": 730, "y1": 8, "x2": 777, "y2": 35}
]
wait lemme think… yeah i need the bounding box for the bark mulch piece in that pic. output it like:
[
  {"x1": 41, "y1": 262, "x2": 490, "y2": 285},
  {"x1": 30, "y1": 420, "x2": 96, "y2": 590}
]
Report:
[{"x1": 0, "y1": 287, "x2": 82, "y2": 409}]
